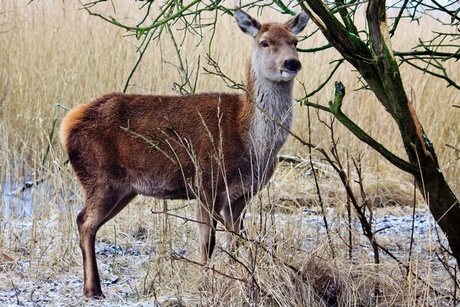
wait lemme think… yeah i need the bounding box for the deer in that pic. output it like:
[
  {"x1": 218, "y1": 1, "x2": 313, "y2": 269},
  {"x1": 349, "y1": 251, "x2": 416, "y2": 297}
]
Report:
[{"x1": 60, "y1": 9, "x2": 309, "y2": 298}]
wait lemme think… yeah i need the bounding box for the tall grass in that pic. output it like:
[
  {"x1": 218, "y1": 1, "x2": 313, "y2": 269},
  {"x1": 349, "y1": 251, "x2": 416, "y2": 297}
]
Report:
[{"x1": 0, "y1": 1, "x2": 458, "y2": 305}]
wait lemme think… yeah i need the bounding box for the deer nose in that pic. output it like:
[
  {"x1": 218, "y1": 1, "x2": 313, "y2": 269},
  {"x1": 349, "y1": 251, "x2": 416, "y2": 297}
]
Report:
[{"x1": 285, "y1": 60, "x2": 301, "y2": 72}]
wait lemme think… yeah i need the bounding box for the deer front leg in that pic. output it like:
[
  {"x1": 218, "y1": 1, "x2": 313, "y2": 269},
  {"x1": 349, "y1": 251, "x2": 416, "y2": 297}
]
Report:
[
  {"x1": 195, "y1": 201, "x2": 219, "y2": 264},
  {"x1": 222, "y1": 196, "x2": 247, "y2": 257}
]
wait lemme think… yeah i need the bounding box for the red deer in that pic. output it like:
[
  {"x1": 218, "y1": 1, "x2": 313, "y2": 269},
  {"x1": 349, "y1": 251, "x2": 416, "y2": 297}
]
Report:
[{"x1": 60, "y1": 10, "x2": 309, "y2": 298}]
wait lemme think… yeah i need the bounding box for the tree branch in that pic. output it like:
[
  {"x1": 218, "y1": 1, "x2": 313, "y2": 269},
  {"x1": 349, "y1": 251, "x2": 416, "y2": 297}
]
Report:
[
  {"x1": 298, "y1": 59, "x2": 345, "y2": 99},
  {"x1": 395, "y1": 50, "x2": 460, "y2": 60},
  {"x1": 328, "y1": 82, "x2": 420, "y2": 175}
]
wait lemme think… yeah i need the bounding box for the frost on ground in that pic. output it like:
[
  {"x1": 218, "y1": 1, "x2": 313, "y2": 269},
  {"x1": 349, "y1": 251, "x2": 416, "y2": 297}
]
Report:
[
  {"x1": 0, "y1": 203, "x2": 451, "y2": 306},
  {"x1": 0, "y1": 240, "x2": 158, "y2": 306}
]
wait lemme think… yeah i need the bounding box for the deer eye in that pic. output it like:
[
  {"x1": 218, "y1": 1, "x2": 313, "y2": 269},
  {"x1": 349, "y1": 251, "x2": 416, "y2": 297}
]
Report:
[{"x1": 261, "y1": 41, "x2": 269, "y2": 48}]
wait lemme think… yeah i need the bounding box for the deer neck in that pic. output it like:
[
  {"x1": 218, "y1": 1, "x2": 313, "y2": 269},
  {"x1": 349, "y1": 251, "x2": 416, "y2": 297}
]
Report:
[{"x1": 244, "y1": 60, "x2": 295, "y2": 187}]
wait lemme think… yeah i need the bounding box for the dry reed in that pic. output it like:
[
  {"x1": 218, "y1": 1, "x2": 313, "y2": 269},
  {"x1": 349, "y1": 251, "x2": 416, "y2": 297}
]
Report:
[{"x1": 0, "y1": 1, "x2": 458, "y2": 306}]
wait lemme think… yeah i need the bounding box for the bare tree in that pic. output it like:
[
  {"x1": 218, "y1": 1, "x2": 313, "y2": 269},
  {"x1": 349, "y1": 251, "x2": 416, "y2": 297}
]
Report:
[{"x1": 298, "y1": 0, "x2": 460, "y2": 263}]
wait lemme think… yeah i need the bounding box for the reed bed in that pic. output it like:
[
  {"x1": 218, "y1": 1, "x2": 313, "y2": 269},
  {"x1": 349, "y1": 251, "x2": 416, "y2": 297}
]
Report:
[{"x1": 0, "y1": 1, "x2": 458, "y2": 305}]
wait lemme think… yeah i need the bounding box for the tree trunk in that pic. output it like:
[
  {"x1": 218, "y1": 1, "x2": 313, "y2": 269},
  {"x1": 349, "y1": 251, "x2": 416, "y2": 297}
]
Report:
[{"x1": 300, "y1": 0, "x2": 460, "y2": 262}]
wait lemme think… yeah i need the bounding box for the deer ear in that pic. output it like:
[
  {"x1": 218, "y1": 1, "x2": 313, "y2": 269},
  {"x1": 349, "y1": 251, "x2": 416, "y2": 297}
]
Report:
[
  {"x1": 286, "y1": 11, "x2": 309, "y2": 35},
  {"x1": 235, "y1": 10, "x2": 261, "y2": 38}
]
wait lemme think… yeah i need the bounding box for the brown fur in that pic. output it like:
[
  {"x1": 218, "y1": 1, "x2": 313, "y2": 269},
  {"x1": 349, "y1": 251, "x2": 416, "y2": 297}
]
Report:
[
  {"x1": 61, "y1": 10, "x2": 308, "y2": 298},
  {"x1": 59, "y1": 103, "x2": 87, "y2": 149},
  {"x1": 62, "y1": 92, "x2": 253, "y2": 199}
]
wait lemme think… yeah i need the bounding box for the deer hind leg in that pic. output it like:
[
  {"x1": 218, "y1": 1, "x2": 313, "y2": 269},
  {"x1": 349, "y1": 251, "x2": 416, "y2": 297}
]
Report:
[
  {"x1": 77, "y1": 188, "x2": 136, "y2": 298},
  {"x1": 222, "y1": 196, "x2": 247, "y2": 258}
]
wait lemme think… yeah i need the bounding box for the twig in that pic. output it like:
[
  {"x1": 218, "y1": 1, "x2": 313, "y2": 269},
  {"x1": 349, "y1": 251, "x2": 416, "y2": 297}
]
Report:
[
  {"x1": 297, "y1": 59, "x2": 345, "y2": 99},
  {"x1": 407, "y1": 176, "x2": 417, "y2": 276},
  {"x1": 389, "y1": 0, "x2": 410, "y2": 36},
  {"x1": 315, "y1": 124, "x2": 445, "y2": 298},
  {"x1": 7, "y1": 160, "x2": 70, "y2": 197},
  {"x1": 7, "y1": 176, "x2": 48, "y2": 197},
  {"x1": 307, "y1": 105, "x2": 336, "y2": 259},
  {"x1": 325, "y1": 81, "x2": 419, "y2": 175},
  {"x1": 11, "y1": 282, "x2": 25, "y2": 306},
  {"x1": 277, "y1": 154, "x2": 310, "y2": 165},
  {"x1": 400, "y1": 57, "x2": 460, "y2": 90},
  {"x1": 446, "y1": 144, "x2": 460, "y2": 160},
  {"x1": 346, "y1": 152, "x2": 353, "y2": 260},
  {"x1": 170, "y1": 252, "x2": 249, "y2": 284}
]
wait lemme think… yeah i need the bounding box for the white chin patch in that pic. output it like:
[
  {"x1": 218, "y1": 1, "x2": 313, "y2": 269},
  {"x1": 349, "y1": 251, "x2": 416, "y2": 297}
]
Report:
[{"x1": 281, "y1": 70, "x2": 298, "y2": 80}]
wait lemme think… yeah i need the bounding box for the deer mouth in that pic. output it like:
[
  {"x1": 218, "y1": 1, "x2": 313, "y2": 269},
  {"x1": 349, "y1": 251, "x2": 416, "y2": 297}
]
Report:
[{"x1": 281, "y1": 70, "x2": 299, "y2": 79}]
